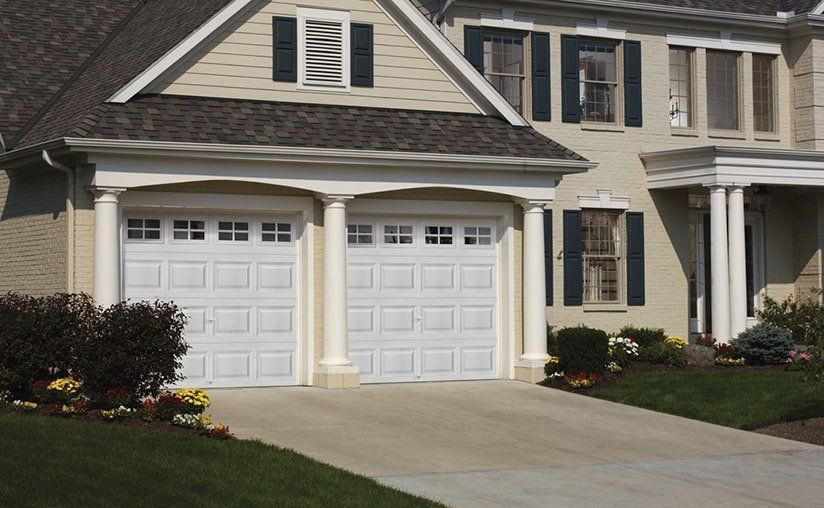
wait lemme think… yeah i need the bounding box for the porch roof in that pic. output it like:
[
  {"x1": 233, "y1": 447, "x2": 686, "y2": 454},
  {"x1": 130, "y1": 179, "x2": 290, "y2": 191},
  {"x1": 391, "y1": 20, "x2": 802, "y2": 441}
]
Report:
[{"x1": 641, "y1": 145, "x2": 824, "y2": 189}]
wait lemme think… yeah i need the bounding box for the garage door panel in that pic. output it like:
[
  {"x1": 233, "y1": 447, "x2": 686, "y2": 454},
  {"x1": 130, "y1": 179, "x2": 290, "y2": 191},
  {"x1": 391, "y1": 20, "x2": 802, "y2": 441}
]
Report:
[
  {"x1": 421, "y1": 306, "x2": 456, "y2": 332},
  {"x1": 461, "y1": 306, "x2": 495, "y2": 332},
  {"x1": 257, "y1": 307, "x2": 294, "y2": 334},
  {"x1": 214, "y1": 351, "x2": 251, "y2": 379},
  {"x1": 348, "y1": 264, "x2": 376, "y2": 290},
  {"x1": 381, "y1": 306, "x2": 416, "y2": 332},
  {"x1": 421, "y1": 347, "x2": 457, "y2": 375},
  {"x1": 181, "y1": 351, "x2": 209, "y2": 384},
  {"x1": 348, "y1": 306, "x2": 376, "y2": 333},
  {"x1": 381, "y1": 264, "x2": 416, "y2": 291},
  {"x1": 421, "y1": 264, "x2": 456, "y2": 290},
  {"x1": 381, "y1": 349, "x2": 416, "y2": 376},
  {"x1": 257, "y1": 351, "x2": 294, "y2": 379},
  {"x1": 124, "y1": 260, "x2": 163, "y2": 290},
  {"x1": 460, "y1": 264, "x2": 495, "y2": 290},
  {"x1": 170, "y1": 262, "x2": 208, "y2": 290},
  {"x1": 461, "y1": 347, "x2": 496, "y2": 374},
  {"x1": 258, "y1": 263, "x2": 294, "y2": 290},
  {"x1": 350, "y1": 350, "x2": 376, "y2": 375}
]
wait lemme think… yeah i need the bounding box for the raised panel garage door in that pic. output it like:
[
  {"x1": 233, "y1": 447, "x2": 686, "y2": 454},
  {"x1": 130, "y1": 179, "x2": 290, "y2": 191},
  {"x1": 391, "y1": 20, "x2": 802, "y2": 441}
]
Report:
[
  {"x1": 347, "y1": 216, "x2": 498, "y2": 383},
  {"x1": 122, "y1": 213, "x2": 298, "y2": 388}
]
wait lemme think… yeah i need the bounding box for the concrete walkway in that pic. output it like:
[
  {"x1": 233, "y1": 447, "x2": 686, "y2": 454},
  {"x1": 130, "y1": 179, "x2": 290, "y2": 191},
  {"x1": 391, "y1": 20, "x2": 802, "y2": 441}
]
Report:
[{"x1": 209, "y1": 381, "x2": 824, "y2": 507}]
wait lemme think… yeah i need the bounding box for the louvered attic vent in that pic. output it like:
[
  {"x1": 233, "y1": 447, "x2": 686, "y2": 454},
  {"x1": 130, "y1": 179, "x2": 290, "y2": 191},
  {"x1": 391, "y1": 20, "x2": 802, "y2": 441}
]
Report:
[{"x1": 298, "y1": 8, "x2": 350, "y2": 89}]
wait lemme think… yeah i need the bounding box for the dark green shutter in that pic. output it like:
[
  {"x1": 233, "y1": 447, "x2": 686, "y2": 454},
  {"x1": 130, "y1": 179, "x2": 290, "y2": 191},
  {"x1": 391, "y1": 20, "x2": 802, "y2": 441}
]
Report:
[
  {"x1": 624, "y1": 40, "x2": 643, "y2": 127},
  {"x1": 560, "y1": 35, "x2": 580, "y2": 123},
  {"x1": 626, "y1": 212, "x2": 645, "y2": 306},
  {"x1": 531, "y1": 32, "x2": 550, "y2": 121},
  {"x1": 563, "y1": 210, "x2": 583, "y2": 306},
  {"x1": 273, "y1": 17, "x2": 297, "y2": 82},
  {"x1": 464, "y1": 25, "x2": 484, "y2": 73},
  {"x1": 351, "y1": 23, "x2": 373, "y2": 87},
  {"x1": 544, "y1": 210, "x2": 553, "y2": 306}
]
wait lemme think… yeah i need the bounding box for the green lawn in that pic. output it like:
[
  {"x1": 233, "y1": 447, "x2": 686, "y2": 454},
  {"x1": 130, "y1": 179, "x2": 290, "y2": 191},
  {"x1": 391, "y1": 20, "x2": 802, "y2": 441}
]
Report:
[
  {"x1": 0, "y1": 412, "x2": 440, "y2": 508},
  {"x1": 593, "y1": 370, "x2": 824, "y2": 430}
]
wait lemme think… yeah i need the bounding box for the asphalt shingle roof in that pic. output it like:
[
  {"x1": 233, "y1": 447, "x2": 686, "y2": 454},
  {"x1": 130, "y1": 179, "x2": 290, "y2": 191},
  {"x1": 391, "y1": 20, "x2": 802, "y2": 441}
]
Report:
[
  {"x1": 78, "y1": 95, "x2": 585, "y2": 161},
  {"x1": 620, "y1": 0, "x2": 818, "y2": 15}
]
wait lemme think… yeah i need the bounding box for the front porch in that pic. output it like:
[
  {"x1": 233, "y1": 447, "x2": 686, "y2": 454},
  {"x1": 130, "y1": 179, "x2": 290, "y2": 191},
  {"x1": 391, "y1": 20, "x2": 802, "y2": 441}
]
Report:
[{"x1": 643, "y1": 146, "x2": 824, "y2": 343}]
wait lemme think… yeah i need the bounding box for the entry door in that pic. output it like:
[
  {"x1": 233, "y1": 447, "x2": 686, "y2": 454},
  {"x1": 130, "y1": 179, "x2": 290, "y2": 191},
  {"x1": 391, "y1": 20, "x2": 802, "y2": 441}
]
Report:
[
  {"x1": 347, "y1": 216, "x2": 499, "y2": 383},
  {"x1": 122, "y1": 213, "x2": 299, "y2": 388}
]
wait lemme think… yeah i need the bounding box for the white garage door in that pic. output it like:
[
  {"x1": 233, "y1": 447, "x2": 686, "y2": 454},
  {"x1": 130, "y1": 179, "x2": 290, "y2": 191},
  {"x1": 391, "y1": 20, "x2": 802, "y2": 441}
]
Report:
[
  {"x1": 122, "y1": 213, "x2": 298, "y2": 388},
  {"x1": 347, "y1": 216, "x2": 498, "y2": 383}
]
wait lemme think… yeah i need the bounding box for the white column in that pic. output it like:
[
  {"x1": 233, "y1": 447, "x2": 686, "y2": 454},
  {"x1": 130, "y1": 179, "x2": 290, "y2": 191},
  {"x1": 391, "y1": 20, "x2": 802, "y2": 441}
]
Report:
[
  {"x1": 728, "y1": 186, "x2": 748, "y2": 339},
  {"x1": 92, "y1": 187, "x2": 124, "y2": 307},
  {"x1": 319, "y1": 196, "x2": 354, "y2": 367},
  {"x1": 521, "y1": 201, "x2": 549, "y2": 362},
  {"x1": 709, "y1": 185, "x2": 731, "y2": 343}
]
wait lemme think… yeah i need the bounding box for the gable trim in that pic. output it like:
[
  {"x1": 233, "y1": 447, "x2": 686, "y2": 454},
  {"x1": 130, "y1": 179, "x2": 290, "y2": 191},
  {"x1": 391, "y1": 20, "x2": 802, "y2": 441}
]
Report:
[
  {"x1": 814, "y1": 1, "x2": 824, "y2": 15},
  {"x1": 107, "y1": 0, "x2": 255, "y2": 103}
]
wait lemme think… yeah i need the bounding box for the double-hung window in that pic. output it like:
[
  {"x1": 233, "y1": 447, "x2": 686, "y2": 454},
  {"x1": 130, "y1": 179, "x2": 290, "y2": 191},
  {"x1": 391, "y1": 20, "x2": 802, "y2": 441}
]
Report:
[
  {"x1": 578, "y1": 39, "x2": 619, "y2": 123},
  {"x1": 752, "y1": 54, "x2": 776, "y2": 133},
  {"x1": 582, "y1": 210, "x2": 622, "y2": 303},
  {"x1": 706, "y1": 50, "x2": 740, "y2": 130},
  {"x1": 483, "y1": 31, "x2": 526, "y2": 112},
  {"x1": 669, "y1": 47, "x2": 693, "y2": 128}
]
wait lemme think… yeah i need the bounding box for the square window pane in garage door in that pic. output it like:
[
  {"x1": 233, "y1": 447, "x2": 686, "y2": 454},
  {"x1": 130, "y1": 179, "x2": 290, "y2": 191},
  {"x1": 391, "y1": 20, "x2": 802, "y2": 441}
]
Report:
[
  {"x1": 173, "y1": 220, "x2": 206, "y2": 241},
  {"x1": 126, "y1": 218, "x2": 161, "y2": 240},
  {"x1": 384, "y1": 225, "x2": 414, "y2": 245},
  {"x1": 218, "y1": 221, "x2": 249, "y2": 242},
  {"x1": 425, "y1": 226, "x2": 453, "y2": 245},
  {"x1": 347, "y1": 224, "x2": 373, "y2": 245},
  {"x1": 262, "y1": 222, "x2": 292, "y2": 243},
  {"x1": 464, "y1": 226, "x2": 492, "y2": 246}
]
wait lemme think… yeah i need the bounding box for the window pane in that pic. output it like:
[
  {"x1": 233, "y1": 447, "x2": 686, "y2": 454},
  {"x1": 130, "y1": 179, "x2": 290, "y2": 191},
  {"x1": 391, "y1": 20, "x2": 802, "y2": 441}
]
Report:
[
  {"x1": 753, "y1": 54, "x2": 775, "y2": 133},
  {"x1": 582, "y1": 210, "x2": 621, "y2": 303},
  {"x1": 483, "y1": 32, "x2": 524, "y2": 112},
  {"x1": 669, "y1": 47, "x2": 693, "y2": 128},
  {"x1": 706, "y1": 50, "x2": 739, "y2": 130}
]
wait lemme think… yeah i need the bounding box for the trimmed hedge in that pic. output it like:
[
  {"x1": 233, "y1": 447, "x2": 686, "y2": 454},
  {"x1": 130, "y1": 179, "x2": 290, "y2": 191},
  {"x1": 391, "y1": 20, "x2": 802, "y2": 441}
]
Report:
[
  {"x1": 556, "y1": 326, "x2": 609, "y2": 374},
  {"x1": 618, "y1": 326, "x2": 666, "y2": 348},
  {"x1": 0, "y1": 293, "x2": 188, "y2": 402}
]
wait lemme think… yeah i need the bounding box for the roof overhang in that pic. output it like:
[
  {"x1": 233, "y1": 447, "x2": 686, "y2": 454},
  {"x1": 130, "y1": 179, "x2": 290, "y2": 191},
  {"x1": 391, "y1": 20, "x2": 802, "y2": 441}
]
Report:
[{"x1": 642, "y1": 145, "x2": 824, "y2": 189}]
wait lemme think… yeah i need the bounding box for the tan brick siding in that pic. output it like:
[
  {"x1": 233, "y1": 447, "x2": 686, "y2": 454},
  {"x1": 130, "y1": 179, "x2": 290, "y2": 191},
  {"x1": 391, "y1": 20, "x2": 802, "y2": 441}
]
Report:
[{"x1": 0, "y1": 168, "x2": 68, "y2": 295}]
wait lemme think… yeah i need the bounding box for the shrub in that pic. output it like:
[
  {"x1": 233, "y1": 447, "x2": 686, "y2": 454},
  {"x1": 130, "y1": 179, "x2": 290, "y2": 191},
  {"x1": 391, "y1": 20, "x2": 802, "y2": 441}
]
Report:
[
  {"x1": 732, "y1": 323, "x2": 793, "y2": 365},
  {"x1": 637, "y1": 340, "x2": 688, "y2": 367},
  {"x1": 547, "y1": 326, "x2": 559, "y2": 356},
  {"x1": 556, "y1": 326, "x2": 609, "y2": 374},
  {"x1": 0, "y1": 293, "x2": 97, "y2": 396},
  {"x1": 759, "y1": 291, "x2": 824, "y2": 346},
  {"x1": 155, "y1": 393, "x2": 184, "y2": 421},
  {"x1": 608, "y1": 337, "x2": 639, "y2": 367},
  {"x1": 543, "y1": 356, "x2": 563, "y2": 380},
  {"x1": 73, "y1": 300, "x2": 188, "y2": 401},
  {"x1": 618, "y1": 326, "x2": 666, "y2": 348}
]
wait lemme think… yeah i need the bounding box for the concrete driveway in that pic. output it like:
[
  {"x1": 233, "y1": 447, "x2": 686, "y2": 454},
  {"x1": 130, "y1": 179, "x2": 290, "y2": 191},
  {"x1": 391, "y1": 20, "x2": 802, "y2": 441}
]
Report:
[{"x1": 209, "y1": 381, "x2": 824, "y2": 507}]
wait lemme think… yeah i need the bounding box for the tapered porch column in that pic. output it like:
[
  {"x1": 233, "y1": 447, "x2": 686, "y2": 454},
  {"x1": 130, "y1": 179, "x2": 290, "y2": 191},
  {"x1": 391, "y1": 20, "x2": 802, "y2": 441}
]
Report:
[
  {"x1": 728, "y1": 186, "x2": 748, "y2": 339},
  {"x1": 515, "y1": 200, "x2": 550, "y2": 383},
  {"x1": 315, "y1": 195, "x2": 359, "y2": 389},
  {"x1": 709, "y1": 185, "x2": 731, "y2": 343},
  {"x1": 92, "y1": 187, "x2": 124, "y2": 307}
]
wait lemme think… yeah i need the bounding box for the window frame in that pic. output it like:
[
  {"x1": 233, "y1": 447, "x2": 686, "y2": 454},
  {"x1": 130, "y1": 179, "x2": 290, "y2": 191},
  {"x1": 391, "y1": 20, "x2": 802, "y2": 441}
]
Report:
[
  {"x1": 462, "y1": 225, "x2": 494, "y2": 248},
  {"x1": 216, "y1": 219, "x2": 252, "y2": 244},
  {"x1": 296, "y1": 7, "x2": 351, "y2": 92},
  {"x1": 259, "y1": 219, "x2": 295, "y2": 245},
  {"x1": 124, "y1": 216, "x2": 163, "y2": 243},
  {"x1": 381, "y1": 223, "x2": 415, "y2": 247},
  {"x1": 347, "y1": 222, "x2": 375, "y2": 248},
  {"x1": 170, "y1": 218, "x2": 208, "y2": 243},
  {"x1": 423, "y1": 224, "x2": 456, "y2": 248},
  {"x1": 578, "y1": 38, "x2": 622, "y2": 125},
  {"x1": 581, "y1": 209, "x2": 624, "y2": 304},
  {"x1": 705, "y1": 49, "x2": 742, "y2": 132},
  {"x1": 752, "y1": 53, "x2": 777, "y2": 135},
  {"x1": 668, "y1": 46, "x2": 696, "y2": 130},
  {"x1": 482, "y1": 29, "x2": 529, "y2": 114}
]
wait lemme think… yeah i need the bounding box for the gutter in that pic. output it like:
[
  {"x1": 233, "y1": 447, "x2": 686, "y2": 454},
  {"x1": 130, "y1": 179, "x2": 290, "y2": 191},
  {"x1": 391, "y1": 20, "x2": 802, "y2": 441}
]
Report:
[{"x1": 42, "y1": 149, "x2": 75, "y2": 293}]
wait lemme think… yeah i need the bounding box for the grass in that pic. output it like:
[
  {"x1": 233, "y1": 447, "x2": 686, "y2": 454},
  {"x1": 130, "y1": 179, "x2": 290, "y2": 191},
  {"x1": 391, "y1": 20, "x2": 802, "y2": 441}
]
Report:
[
  {"x1": 592, "y1": 370, "x2": 824, "y2": 430},
  {"x1": 0, "y1": 412, "x2": 440, "y2": 508}
]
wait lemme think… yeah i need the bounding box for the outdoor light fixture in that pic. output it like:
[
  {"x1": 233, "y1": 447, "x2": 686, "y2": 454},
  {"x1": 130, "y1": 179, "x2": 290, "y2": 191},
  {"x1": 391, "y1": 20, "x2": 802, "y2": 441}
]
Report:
[{"x1": 753, "y1": 185, "x2": 772, "y2": 214}]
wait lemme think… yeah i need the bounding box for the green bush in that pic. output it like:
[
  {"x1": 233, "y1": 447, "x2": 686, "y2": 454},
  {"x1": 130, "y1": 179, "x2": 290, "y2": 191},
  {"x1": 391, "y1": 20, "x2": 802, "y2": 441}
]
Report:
[
  {"x1": 759, "y1": 291, "x2": 824, "y2": 346},
  {"x1": 556, "y1": 326, "x2": 609, "y2": 374},
  {"x1": 732, "y1": 322, "x2": 793, "y2": 366},
  {"x1": 618, "y1": 326, "x2": 666, "y2": 348},
  {"x1": 74, "y1": 300, "x2": 189, "y2": 401},
  {"x1": 637, "y1": 341, "x2": 688, "y2": 367}
]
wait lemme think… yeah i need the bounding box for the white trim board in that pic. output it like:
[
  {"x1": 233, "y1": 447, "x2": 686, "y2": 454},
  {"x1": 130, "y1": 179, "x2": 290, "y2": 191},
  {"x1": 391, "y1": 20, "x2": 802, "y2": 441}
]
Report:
[
  {"x1": 666, "y1": 32, "x2": 781, "y2": 55},
  {"x1": 481, "y1": 8, "x2": 535, "y2": 31},
  {"x1": 577, "y1": 19, "x2": 626, "y2": 40},
  {"x1": 814, "y1": 1, "x2": 824, "y2": 15},
  {"x1": 578, "y1": 190, "x2": 630, "y2": 209}
]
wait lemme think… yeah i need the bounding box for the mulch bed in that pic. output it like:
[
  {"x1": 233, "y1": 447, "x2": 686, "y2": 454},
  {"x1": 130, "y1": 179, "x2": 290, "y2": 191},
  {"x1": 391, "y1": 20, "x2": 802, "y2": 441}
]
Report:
[{"x1": 755, "y1": 418, "x2": 824, "y2": 446}]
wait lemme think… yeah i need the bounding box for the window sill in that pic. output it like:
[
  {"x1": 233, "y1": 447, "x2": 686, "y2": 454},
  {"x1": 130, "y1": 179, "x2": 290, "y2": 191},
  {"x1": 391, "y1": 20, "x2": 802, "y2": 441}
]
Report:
[
  {"x1": 671, "y1": 127, "x2": 699, "y2": 137},
  {"x1": 580, "y1": 122, "x2": 625, "y2": 133},
  {"x1": 708, "y1": 130, "x2": 746, "y2": 140},
  {"x1": 754, "y1": 132, "x2": 781, "y2": 142},
  {"x1": 583, "y1": 303, "x2": 627, "y2": 313}
]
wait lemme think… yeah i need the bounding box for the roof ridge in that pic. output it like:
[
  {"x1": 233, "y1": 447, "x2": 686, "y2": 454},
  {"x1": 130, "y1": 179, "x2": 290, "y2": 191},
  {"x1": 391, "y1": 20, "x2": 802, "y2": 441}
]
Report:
[{"x1": 7, "y1": 0, "x2": 146, "y2": 150}]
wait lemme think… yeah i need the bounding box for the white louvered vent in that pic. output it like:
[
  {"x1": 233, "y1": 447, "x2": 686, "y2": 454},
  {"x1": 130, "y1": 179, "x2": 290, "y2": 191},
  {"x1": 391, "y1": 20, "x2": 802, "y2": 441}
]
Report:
[{"x1": 298, "y1": 8, "x2": 350, "y2": 90}]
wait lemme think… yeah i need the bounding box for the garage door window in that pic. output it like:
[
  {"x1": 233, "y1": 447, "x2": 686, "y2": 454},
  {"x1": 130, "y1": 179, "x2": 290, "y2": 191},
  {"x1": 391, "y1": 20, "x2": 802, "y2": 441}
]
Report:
[
  {"x1": 218, "y1": 221, "x2": 250, "y2": 242},
  {"x1": 126, "y1": 218, "x2": 161, "y2": 240},
  {"x1": 347, "y1": 224, "x2": 373, "y2": 245},
  {"x1": 383, "y1": 224, "x2": 414, "y2": 245},
  {"x1": 262, "y1": 222, "x2": 292, "y2": 243},
  {"x1": 464, "y1": 226, "x2": 492, "y2": 246},
  {"x1": 173, "y1": 220, "x2": 206, "y2": 241},
  {"x1": 425, "y1": 226, "x2": 453, "y2": 245}
]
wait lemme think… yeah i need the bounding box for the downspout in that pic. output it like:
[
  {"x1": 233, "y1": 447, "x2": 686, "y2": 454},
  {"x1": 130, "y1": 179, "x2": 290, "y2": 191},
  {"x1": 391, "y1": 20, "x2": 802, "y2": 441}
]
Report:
[{"x1": 42, "y1": 150, "x2": 75, "y2": 293}]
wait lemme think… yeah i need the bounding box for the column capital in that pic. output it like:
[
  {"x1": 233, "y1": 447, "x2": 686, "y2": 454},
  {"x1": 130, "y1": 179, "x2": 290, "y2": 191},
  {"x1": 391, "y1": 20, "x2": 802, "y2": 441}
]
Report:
[
  {"x1": 514, "y1": 198, "x2": 552, "y2": 212},
  {"x1": 703, "y1": 183, "x2": 750, "y2": 191},
  {"x1": 317, "y1": 194, "x2": 354, "y2": 207},
  {"x1": 89, "y1": 186, "x2": 126, "y2": 202}
]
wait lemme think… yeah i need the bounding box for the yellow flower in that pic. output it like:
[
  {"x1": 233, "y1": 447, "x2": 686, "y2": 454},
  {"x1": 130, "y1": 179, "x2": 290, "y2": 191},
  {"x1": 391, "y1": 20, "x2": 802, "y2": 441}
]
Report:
[
  {"x1": 47, "y1": 378, "x2": 82, "y2": 394},
  {"x1": 545, "y1": 356, "x2": 560, "y2": 364},
  {"x1": 665, "y1": 337, "x2": 688, "y2": 349},
  {"x1": 23, "y1": 401, "x2": 37, "y2": 409},
  {"x1": 175, "y1": 388, "x2": 211, "y2": 409}
]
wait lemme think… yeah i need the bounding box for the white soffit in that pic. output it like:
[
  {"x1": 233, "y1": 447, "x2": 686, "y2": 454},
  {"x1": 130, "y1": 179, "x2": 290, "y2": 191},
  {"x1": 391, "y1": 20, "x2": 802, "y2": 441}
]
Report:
[
  {"x1": 481, "y1": 8, "x2": 535, "y2": 31},
  {"x1": 666, "y1": 32, "x2": 781, "y2": 55},
  {"x1": 576, "y1": 18, "x2": 626, "y2": 40},
  {"x1": 578, "y1": 190, "x2": 630, "y2": 210}
]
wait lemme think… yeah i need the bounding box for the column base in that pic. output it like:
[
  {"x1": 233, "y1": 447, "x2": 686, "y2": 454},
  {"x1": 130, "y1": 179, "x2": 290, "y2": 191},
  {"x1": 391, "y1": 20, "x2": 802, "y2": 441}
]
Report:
[
  {"x1": 313, "y1": 365, "x2": 360, "y2": 389},
  {"x1": 514, "y1": 359, "x2": 547, "y2": 384}
]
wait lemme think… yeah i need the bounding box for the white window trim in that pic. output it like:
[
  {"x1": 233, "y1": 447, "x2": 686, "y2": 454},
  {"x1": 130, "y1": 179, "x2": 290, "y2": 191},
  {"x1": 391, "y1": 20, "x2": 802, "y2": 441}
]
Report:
[
  {"x1": 259, "y1": 218, "x2": 295, "y2": 246},
  {"x1": 581, "y1": 209, "x2": 624, "y2": 305},
  {"x1": 124, "y1": 215, "x2": 164, "y2": 244},
  {"x1": 577, "y1": 18, "x2": 626, "y2": 41},
  {"x1": 423, "y1": 223, "x2": 456, "y2": 247},
  {"x1": 216, "y1": 217, "x2": 252, "y2": 244},
  {"x1": 578, "y1": 190, "x2": 630, "y2": 210},
  {"x1": 296, "y1": 7, "x2": 351, "y2": 92},
  {"x1": 480, "y1": 8, "x2": 534, "y2": 31},
  {"x1": 381, "y1": 222, "x2": 416, "y2": 248},
  {"x1": 347, "y1": 222, "x2": 376, "y2": 248},
  {"x1": 170, "y1": 217, "x2": 208, "y2": 243},
  {"x1": 462, "y1": 224, "x2": 495, "y2": 248},
  {"x1": 666, "y1": 32, "x2": 781, "y2": 56}
]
